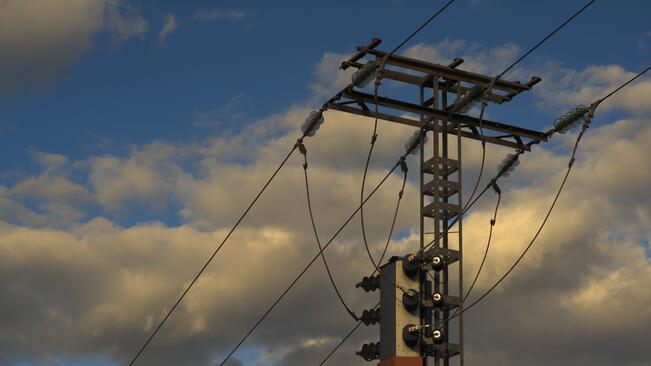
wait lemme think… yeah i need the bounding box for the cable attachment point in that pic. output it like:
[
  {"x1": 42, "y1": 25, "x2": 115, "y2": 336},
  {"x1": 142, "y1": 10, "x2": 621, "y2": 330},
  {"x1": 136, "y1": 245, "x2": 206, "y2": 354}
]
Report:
[
  {"x1": 491, "y1": 182, "x2": 501, "y2": 196},
  {"x1": 371, "y1": 133, "x2": 378, "y2": 145},
  {"x1": 399, "y1": 159, "x2": 408, "y2": 174},
  {"x1": 297, "y1": 142, "x2": 307, "y2": 156}
]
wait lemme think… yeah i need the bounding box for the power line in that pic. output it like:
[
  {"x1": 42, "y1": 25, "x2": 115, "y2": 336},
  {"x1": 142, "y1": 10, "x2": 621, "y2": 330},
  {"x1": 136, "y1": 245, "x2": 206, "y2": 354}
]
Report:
[
  {"x1": 315, "y1": 60, "x2": 649, "y2": 366},
  {"x1": 300, "y1": 142, "x2": 359, "y2": 321},
  {"x1": 127, "y1": 141, "x2": 301, "y2": 366},
  {"x1": 498, "y1": 0, "x2": 596, "y2": 79},
  {"x1": 361, "y1": 0, "x2": 457, "y2": 293},
  {"x1": 319, "y1": 303, "x2": 379, "y2": 366},
  {"x1": 431, "y1": 63, "x2": 650, "y2": 329},
  {"x1": 387, "y1": 0, "x2": 456, "y2": 57},
  {"x1": 218, "y1": 158, "x2": 402, "y2": 366},
  {"x1": 598, "y1": 65, "x2": 650, "y2": 103},
  {"x1": 463, "y1": 0, "x2": 597, "y2": 213}
]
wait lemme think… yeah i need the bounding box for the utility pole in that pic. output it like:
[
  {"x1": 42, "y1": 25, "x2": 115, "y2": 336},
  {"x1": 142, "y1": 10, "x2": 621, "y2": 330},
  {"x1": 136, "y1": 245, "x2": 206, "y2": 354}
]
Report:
[{"x1": 338, "y1": 38, "x2": 548, "y2": 366}]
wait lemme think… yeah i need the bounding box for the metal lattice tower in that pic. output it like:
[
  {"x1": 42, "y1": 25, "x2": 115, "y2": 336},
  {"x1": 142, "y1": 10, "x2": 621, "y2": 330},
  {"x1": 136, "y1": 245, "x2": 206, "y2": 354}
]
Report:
[{"x1": 337, "y1": 38, "x2": 548, "y2": 366}]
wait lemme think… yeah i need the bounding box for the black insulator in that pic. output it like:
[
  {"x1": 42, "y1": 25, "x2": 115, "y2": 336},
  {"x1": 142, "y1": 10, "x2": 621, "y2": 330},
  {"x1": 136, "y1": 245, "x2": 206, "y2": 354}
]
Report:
[
  {"x1": 355, "y1": 275, "x2": 380, "y2": 292},
  {"x1": 402, "y1": 324, "x2": 420, "y2": 348},
  {"x1": 356, "y1": 341, "x2": 380, "y2": 361},
  {"x1": 431, "y1": 255, "x2": 445, "y2": 271},
  {"x1": 361, "y1": 308, "x2": 381, "y2": 326},
  {"x1": 402, "y1": 256, "x2": 419, "y2": 278},
  {"x1": 402, "y1": 288, "x2": 419, "y2": 312},
  {"x1": 432, "y1": 292, "x2": 445, "y2": 308}
]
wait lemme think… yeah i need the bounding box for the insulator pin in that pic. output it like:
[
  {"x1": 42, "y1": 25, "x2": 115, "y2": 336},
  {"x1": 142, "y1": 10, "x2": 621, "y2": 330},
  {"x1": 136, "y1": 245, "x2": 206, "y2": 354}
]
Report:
[
  {"x1": 355, "y1": 275, "x2": 380, "y2": 292},
  {"x1": 356, "y1": 341, "x2": 380, "y2": 361},
  {"x1": 497, "y1": 153, "x2": 520, "y2": 177},
  {"x1": 404, "y1": 130, "x2": 427, "y2": 155},
  {"x1": 352, "y1": 60, "x2": 380, "y2": 88},
  {"x1": 554, "y1": 105, "x2": 589, "y2": 134},
  {"x1": 402, "y1": 288, "x2": 419, "y2": 312},
  {"x1": 300, "y1": 110, "x2": 325, "y2": 137},
  {"x1": 431, "y1": 255, "x2": 445, "y2": 271},
  {"x1": 432, "y1": 329, "x2": 444, "y2": 344},
  {"x1": 454, "y1": 84, "x2": 487, "y2": 114},
  {"x1": 432, "y1": 292, "x2": 444, "y2": 307}
]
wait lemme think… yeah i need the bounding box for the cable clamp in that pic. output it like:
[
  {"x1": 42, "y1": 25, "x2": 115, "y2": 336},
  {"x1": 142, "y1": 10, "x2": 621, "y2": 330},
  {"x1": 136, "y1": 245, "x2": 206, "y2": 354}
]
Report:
[
  {"x1": 399, "y1": 160, "x2": 408, "y2": 174},
  {"x1": 371, "y1": 133, "x2": 378, "y2": 145},
  {"x1": 490, "y1": 218, "x2": 496, "y2": 226},
  {"x1": 297, "y1": 141, "x2": 307, "y2": 156},
  {"x1": 491, "y1": 182, "x2": 501, "y2": 195}
]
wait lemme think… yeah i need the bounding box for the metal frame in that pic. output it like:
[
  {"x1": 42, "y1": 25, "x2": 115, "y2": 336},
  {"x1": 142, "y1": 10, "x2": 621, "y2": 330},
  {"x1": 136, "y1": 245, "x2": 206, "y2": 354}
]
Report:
[{"x1": 335, "y1": 38, "x2": 546, "y2": 366}]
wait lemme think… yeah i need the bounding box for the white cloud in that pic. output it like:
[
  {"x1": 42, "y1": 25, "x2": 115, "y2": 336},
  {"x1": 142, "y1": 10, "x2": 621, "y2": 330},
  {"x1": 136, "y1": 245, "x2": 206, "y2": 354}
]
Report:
[
  {"x1": 158, "y1": 13, "x2": 178, "y2": 46},
  {"x1": 0, "y1": 42, "x2": 649, "y2": 365},
  {"x1": 0, "y1": 0, "x2": 148, "y2": 95}
]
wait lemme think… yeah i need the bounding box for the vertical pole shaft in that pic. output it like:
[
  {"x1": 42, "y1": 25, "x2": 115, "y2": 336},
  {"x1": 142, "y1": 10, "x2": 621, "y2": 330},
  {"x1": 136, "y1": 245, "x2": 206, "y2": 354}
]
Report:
[
  {"x1": 419, "y1": 83, "x2": 427, "y2": 366},
  {"x1": 456, "y1": 81, "x2": 464, "y2": 365}
]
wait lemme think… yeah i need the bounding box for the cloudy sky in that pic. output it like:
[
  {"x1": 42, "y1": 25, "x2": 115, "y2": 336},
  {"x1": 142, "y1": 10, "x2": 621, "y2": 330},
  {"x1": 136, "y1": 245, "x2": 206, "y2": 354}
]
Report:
[{"x1": 1, "y1": 0, "x2": 650, "y2": 365}]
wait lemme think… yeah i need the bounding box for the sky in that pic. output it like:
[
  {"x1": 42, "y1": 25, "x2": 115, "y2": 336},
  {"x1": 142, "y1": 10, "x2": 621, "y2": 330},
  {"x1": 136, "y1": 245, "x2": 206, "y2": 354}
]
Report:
[{"x1": 0, "y1": 0, "x2": 650, "y2": 365}]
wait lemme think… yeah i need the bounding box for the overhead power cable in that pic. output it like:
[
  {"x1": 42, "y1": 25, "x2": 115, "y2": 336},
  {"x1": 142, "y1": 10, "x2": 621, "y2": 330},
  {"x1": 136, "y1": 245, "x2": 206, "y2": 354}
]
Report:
[
  {"x1": 127, "y1": 140, "x2": 301, "y2": 366},
  {"x1": 300, "y1": 142, "x2": 359, "y2": 321},
  {"x1": 218, "y1": 153, "x2": 411, "y2": 366},
  {"x1": 319, "y1": 302, "x2": 379, "y2": 366},
  {"x1": 433, "y1": 63, "x2": 650, "y2": 331},
  {"x1": 387, "y1": 0, "x2": 456, "y2": 57},
  {"x1": 359, "y1": 0, "x2": 457, "y2": 293},
  {"x1": 463, "y1": 0, "x2": 596, "y2": 212},
  {"x1": 316, "y1": 60, "x2": 649, "y2": 366}
]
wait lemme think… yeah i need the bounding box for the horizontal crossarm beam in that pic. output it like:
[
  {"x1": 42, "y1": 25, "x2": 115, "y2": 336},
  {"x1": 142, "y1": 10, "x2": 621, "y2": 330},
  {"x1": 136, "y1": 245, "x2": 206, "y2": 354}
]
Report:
[
  {"x1": 342, "y1": 88, "x2": 548, "y2": 142},
  {"x1": 363, "y1": 48, "x2": 539, "y2": 94}
]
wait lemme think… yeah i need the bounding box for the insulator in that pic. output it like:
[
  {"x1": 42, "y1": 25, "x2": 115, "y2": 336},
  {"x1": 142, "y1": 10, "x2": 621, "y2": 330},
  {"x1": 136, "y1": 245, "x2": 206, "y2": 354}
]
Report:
[
  {"x1": 355, "y1": 275, "x2": 380, "y2": 292},
  {"x1": 431, "y1": 255, "x2": 444, "y2": 271},
  {"x1": 402, "y1": 288, "x2": 419, "y2": 312},
  {"x1": 497, "y1": 153, "x2": 520, "y2": 178},
  {"x1": 361, "y1": 308, "x2": 381, "y2": 326},
  {"x1": 454, "y1": 84, "x2": 487, "y2": 114},
  {"x1": 352, "y1": 60, "x2": 380, "y2": 88},
  {"x1": 356, "y1": 341, "x2": 380, "y2": 361},
  {"x1": 404, "y1": 130, "x2": 428, "y2": 155},
  {"x1": 432, "y1": 329, "x2": 444, "y2": 344},
  {"x1": 554, "y1": 105, "x2": 589, "y2": 134},
  {"x1": 402, "y1": 323, "x2": 420, "y2": 348},
  {"x1": 402, "y1": 256, "x2": 419, "y2": 278},
  {"x1": 300, "y1": 110, "x2": 325, "y2": 137},
  {"x1": 432, "y1": 292, "x2": 444, "y2": 308}
]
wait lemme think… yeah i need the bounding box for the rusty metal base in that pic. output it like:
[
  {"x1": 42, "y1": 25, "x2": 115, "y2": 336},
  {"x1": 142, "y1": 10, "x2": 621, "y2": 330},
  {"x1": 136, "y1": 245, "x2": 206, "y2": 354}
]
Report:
[{"x1": 378, "y1": 356, "x2": 423, "y2": 366}]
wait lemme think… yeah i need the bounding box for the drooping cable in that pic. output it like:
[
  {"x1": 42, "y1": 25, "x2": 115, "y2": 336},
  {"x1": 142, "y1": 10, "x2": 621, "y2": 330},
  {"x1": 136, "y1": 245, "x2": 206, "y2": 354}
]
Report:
[
  {"x1": 431, "y1": 64, "x2": 650, "y2": 331},
  {"x1": 463, "y1": 0, "x2": 596, "y2": 212},
  {"x1": 218, "y1": 160, "x2": 402, "y2": 366},
  {"x1": 449, "y1": 184, "x2": 501, "y2": 319},
  {"x1": 300, "y1": 143, "x2": 360, "y2": 321},
  {"x1": 315, "y1": 54, "x2": 647, "y2": 366},
  {"x1": 127, "y1": 141, "x2": 301, "y2": 366},
  {"x1": 373, "y1": 163, "x2": 408, "y2": 275}
]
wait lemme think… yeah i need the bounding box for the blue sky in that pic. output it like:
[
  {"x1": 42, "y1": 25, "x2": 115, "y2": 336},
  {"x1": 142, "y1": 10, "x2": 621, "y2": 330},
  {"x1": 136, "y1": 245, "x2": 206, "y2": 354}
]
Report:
[
  {"x1": 1, "y1": 1, "x2": 650, "y2": 366},
  {"x1": 2, "y1": 0, "x2": 649, "y2": 230}
]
